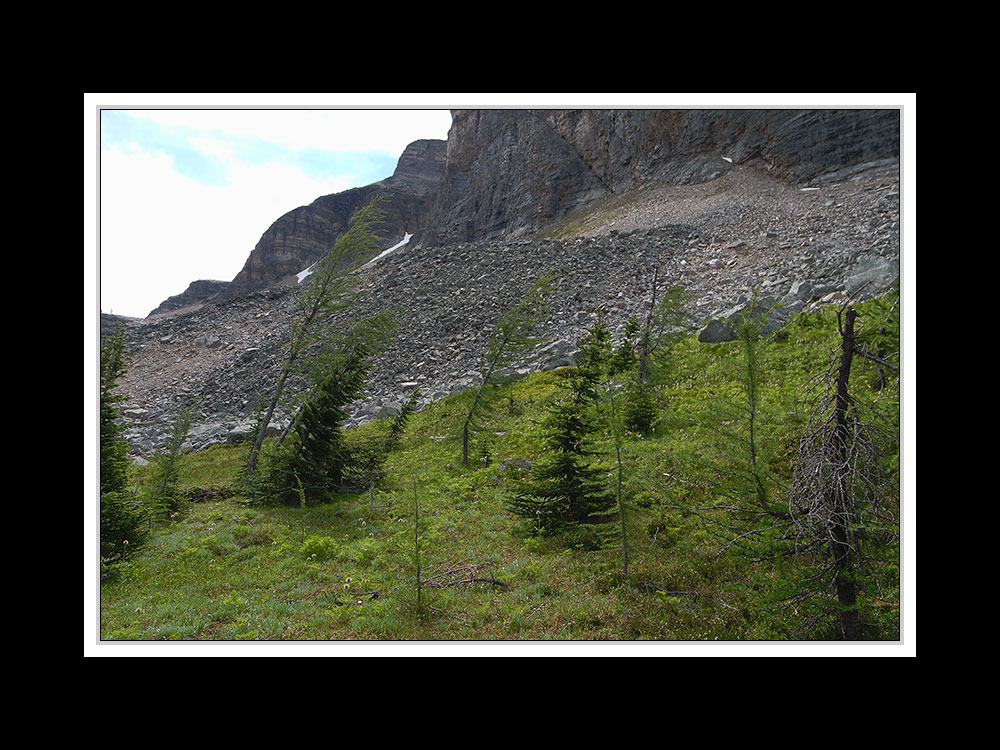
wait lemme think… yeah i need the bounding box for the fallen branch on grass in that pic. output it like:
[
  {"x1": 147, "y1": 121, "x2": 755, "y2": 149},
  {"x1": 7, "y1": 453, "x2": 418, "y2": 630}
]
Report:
[{"x1": 422, "y1": 562, "x2": 508, "y2": 590}]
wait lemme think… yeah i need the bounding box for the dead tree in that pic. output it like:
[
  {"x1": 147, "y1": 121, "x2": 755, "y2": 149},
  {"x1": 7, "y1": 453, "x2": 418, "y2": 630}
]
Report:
[{"x1": 786, "y1": 304, "x2": 898, "y2": 640}]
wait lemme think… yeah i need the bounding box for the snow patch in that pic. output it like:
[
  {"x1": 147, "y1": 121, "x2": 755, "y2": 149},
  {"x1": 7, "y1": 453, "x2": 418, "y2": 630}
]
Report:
[
  {"x1": 374, "y1": 232, "x2": 412, "y2": 261},
  {"x1": 296, "y1": 263, "x2": 317, "y2": 283},
  {"x1": 297, "y1": 232, "x2": 413, "y2": 282},
  {"x1": 363, "y1": 232, "x2": 412, "y2": 268}
]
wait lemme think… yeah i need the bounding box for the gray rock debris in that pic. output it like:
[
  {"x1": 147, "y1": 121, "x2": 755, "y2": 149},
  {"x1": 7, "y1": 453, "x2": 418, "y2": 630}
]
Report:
[{"x1": 107, "y1": 162, "x2": 901, "y2": 455}]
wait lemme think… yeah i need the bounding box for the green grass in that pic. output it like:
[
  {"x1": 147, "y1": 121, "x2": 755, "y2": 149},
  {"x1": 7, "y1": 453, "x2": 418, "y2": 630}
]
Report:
[{"x1": 98, "y1": 298, "x2": 902, "y2": 644}]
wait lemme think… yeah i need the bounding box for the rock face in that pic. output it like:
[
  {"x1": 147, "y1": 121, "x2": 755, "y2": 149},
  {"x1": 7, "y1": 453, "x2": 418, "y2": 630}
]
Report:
[
  {"x1": 144, "y1": 110, "x2": 899, "y2": 314},
  {"x1": 418, "y1": 109, "x2": 900, "y2": 246},
  {"x1": 148, "y1": 279, "x2": 231, "y2": 317},
  {"x1": 419, "y1": 110, "x2": 609, "y2": 245},
  {"x1": 108, "y1": 154, "x2": 902, "y2": 456},
  {"x1": 221, "y1": 138, "x2": 447, "y2": 298}
]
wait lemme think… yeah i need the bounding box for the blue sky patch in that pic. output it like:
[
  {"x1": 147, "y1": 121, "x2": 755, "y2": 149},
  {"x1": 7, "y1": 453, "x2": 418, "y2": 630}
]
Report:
[
  {"x1": 100, "y1": 110, "x2": 397, "y2": 188},
  {"x1": 101, "y1": 110, "x2": 229, "y2": 186}
]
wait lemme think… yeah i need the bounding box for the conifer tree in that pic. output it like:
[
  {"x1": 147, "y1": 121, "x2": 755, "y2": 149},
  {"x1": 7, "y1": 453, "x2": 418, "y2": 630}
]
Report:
[
  {"x1": 100, "y1": 325, "x2": 131, "y2": 496},
  {"x1": 683, "y1": 288, "x2": 795, "y2": 573},
  {"x1": 461, "y1": 271, "x2": 554, "y2": 464},
  {"x1": 685, "y1": 288, "x2": 900, "y2": 638},
  {"x1": 639, "y1": 280, "x2": 692, "y2": 385},
  {"x1": 246, "y1": 196, "x2": 388, "y2": 475},
  {"x1": 262, "y1": 310, "x2": 397, "y2": 505},
  {"x1": 148, "y1": 396, "x2": 200, "y2": 521},
  {"x1": 344, "y1": 389, "x2": 420, "y2": 508},
  {"x1": 99, "y1": 326, "x2": 147, "y2": 568},
  {"x1": 602, "y1": 326, "x2": 631, "y2": 574},
  {"x1": 710, "y1": 289, "x2": 785, "y2": 516},
  {"x1": 611, "y1": 274, "x2": 692, "y2": 436},
  {"x1": 508, "y1": 316, "x2": 614, "y2": 536},
  {"x1": 784, "y1": 302, "x2": 899, "y2": 639}
]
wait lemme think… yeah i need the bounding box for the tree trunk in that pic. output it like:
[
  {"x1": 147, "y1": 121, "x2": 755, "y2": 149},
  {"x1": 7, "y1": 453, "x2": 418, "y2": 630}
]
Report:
[
  {"x1": 831, "y1": 306, "x2": 862, "y2": 640},
  {"x1": 246, "y1": 367, "x2": 290, "y2": 475},
  {"x1": 638, "y1": 267, "x2": 657, "y2": 383}
]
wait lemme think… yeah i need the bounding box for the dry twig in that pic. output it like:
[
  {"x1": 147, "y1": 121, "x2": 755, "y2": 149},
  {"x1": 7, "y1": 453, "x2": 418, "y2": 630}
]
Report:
[{"x1": 421, "y1": 561, "x2": 508, "y2": 590}]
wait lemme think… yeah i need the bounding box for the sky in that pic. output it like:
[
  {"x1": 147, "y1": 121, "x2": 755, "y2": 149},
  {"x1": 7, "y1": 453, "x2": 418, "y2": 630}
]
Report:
[{"x1": 93, "y1": 102, "x2": 453, "y2": 318}]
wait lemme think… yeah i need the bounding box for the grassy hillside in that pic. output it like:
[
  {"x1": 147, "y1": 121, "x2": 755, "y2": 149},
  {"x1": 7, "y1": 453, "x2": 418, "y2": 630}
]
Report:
[{"x1": 98, "y1": 295, "x2": 902, "y2": 644}]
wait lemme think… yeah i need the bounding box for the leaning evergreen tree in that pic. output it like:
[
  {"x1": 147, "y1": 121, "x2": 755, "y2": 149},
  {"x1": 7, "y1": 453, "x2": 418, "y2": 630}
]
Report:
[
  {"x1": 461, "y1": 271, "x2": 554, "y2": 464},
  {"x1": 262, "y1": 310, "x2": 397, "y2": 505},
  {"x1": 509, "y1": 316, "x2": 615, "y2": 537},
  {"x1": 246, "y1": 196, "x2": 389, "y2": 475},
  {"x1": 99, "y1": 326, "x2": 147, "y2": 569}
]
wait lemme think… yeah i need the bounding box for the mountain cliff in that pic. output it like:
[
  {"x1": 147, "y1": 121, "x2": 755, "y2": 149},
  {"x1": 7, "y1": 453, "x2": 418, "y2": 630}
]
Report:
[
  {"x1": 145, "y1": 139, "x2": 447, "y2": 316},
  {"x1": 418, "y1": 109, "x2": 899, "y2": 246},
  {"x1": 146, "y1": 109, "x2": 899, "y2": 314},
  {"x1": 222, "y1": 138, "x2": 446, "y2": 299},
  {"x1": 104, "y1": 108, "x2": 902, "y2": 455}
]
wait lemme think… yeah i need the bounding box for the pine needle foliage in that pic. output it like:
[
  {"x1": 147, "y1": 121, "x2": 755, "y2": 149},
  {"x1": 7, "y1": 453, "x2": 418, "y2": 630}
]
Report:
[
  {"x1": 100, "y1": 325, "x2": 131, "y2": 496},
  {"x1": 636, "y1": 274, "x2": 693, "y2": 386},
  {"x1": 462, "y1": 270, "x2": 555, "y2": 464},
  {"x1": 100, "y1": 491, "x2": 147, "y2": 570},
  {"x1": 247, "y1": 196, "x2": 389, "y2": 474},
  {"x1": 610, "y1": 277, "x2": 692, "y2": 435},
  {"x1": 148, "y1": 397, "x2": 200, "y2": 520},
  {"x1": 508, "y1": 316, "x2": 615, "y2": 537},
  {"x1": 99, "y1": 326, "x2": 148, "y2": 569},
  {"x1": 343, "y1": 388, "x2": 420, "y2": 503},
  {"x1": 686, "y1": 289, "x2": 793, "y2": 561},
  {"x1": 262, "y1": 310, "x2": 398, "y2": 506}
]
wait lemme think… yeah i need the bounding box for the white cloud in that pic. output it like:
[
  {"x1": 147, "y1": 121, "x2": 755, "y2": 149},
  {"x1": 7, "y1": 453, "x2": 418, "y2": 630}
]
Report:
[
  {"x1": 100, "y1": 142, "x2": 356, "y2": 317},
  {"x1": 97, "y1": 107, "x2": 452, "y2": 318},
  {"x1": 126, "y1": 108, "x2": 452, "y2": 160}
]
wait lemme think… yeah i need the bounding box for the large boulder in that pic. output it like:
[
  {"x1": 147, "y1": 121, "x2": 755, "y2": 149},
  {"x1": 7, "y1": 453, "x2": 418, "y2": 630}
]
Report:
[
  {"x1": 844, "y1": 253, "x2": 899, "y2": 298},
  {"x1": 531, "y1": 339, "x2": 581, "y2": 370},
  {"x1": 697, "y1": 295, "x2": 785, "y2": 343}
]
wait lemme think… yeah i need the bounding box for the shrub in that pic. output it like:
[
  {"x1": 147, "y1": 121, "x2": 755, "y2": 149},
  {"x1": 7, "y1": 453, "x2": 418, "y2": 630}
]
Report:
[
  {"x1": 299, "y1": 535, "x2": 339, "y2": 561},
  {"x1": 232, "y1": 523, "x2": 273, "y2": 549},
  {"x1": 623, "y1": 379, "x2": 658, "y2": 435}
]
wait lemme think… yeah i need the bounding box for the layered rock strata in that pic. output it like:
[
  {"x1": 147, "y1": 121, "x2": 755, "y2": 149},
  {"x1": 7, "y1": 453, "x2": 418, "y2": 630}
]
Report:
[{"x1": 419, "y1": 109, "x2": 900, "y2": 246}]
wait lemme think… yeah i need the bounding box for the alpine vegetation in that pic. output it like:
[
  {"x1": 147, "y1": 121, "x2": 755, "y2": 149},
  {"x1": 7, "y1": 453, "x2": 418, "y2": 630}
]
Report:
[{"x1": 461, "y1": 271, "x2": 555, "y2": 465}]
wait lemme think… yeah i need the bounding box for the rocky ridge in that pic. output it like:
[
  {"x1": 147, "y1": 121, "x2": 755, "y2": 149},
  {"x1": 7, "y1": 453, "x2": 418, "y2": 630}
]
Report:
[
  {"x1": 109, "y1": 160, "x2": 901, "y2": 456},
  {"x1": 420, "y1": 109, "x2": 900, "y2": 246},
  {"x1": 141, "y1": 139, "x2": 448, "y2": 314},
  {"x1": 147, "y1": 279, "x2": 231, "y2": 317}
]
